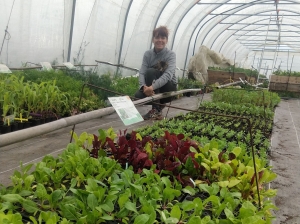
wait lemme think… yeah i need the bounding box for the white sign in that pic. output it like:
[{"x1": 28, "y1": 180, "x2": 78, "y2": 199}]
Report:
[
  {"x1": 108, "y1": 96, "x2": 143, "y2": 126},
  {"x1": 40, "y1": 62, "x2": 53, "y2": 71},
  {"x1": 0, "y1": 64, "x2": 12, "y2": 73},
  {"x1": 63, "y1": 62, "x2": 75, "y2": 69}
]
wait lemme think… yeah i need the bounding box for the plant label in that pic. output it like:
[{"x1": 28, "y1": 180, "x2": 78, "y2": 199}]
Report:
[
  {"x1": 4, "y1": 114, "x2": 15, "y2": 126},
  {"x1": 40, "y1": 62, "x2": 53, "y2": 71},
  {"x1": 0, "y1": 64, "x2": 12, "y2": 73},
  {"x1": 63, "y1": 62, "x2": 75, "y2": 69},
  {"x1": 14, "y1": 113, "x2": 28, "y2": 123},
  {"x1": 108, "y1": 96, "x2": 144, "y2": 126}
]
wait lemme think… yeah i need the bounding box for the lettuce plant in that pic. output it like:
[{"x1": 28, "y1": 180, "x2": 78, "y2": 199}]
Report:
[{"x1": 0, "y1": 127, "x2": 278, "y2": 223}]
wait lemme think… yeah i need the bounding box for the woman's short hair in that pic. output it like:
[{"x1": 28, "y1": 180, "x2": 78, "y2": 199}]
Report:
[{"x1": 153, "y1": 26, "x2": 169, "y2": 39}]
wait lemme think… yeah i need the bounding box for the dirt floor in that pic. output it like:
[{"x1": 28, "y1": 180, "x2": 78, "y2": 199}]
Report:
[
  {"x1": 271, "y1": 98, "x2": 300, "y2": 224},
  {"x1": 0, "y1": 95, "x2": 299, "y2": 223}
]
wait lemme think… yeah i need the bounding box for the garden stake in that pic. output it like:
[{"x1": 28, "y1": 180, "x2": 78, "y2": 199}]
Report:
[
  {"x1": 14, "y1": 113, "x2": 28, "y2": 123},
  {"x1": 198, "y1": 84, "x2": 207, "y2": 106},
  {"x1": 3, "y1": 115, "x2": 14, "y2": 126},
  {"x1": 246, "y1": 118, "x2": 262, "y2": 208},
  {"x1": 164, "y1": 101, "x2": 172, "y2": 119},
  {"x1": 9, "y1": 64, "x2": 98, "y2": 71},
  {"x1": 270, "y1": 91, "x2": 273, "y2": 108}
]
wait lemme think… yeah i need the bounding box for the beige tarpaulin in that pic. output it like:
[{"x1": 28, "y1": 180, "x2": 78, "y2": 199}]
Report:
[{"x1": 188, "y1": 45, "x2": 233, "y2": 83}]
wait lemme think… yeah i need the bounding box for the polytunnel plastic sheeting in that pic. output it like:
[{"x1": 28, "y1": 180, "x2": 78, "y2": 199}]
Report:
[
  {"x1": 120, "y1": 0, "x2": 163, "y2": 70},
  {"x1": 157, "y1": 1, "x2": 195, "y2": 49},
  {"x1": 0, "y1": 0, "x2": 71, "y2": 66},
  {"x1": 169, "y1": 4, "x2": 210, "y2": 70},
  {"x1": 71, "y1": 0, "x2": 128, "y2": 65},
  {"x1": 195, "y1": 1, "x2": 300, "y2": 73},
  {"x1": 121, "y1": 0, "x2": 197, "y2": 77},
  {"x1": 1, "y1": 0, "x2": 300, "y2": 76}
]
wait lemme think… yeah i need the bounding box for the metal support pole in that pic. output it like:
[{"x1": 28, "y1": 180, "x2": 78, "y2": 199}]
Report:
[
  {"x1": 285, "y1": 55, "x2": 294, "y2": 91},
  {"x1": 117, "y1": 0, "x2": 133, "y2": 74},
  {"x1": 256, "y1": 15, "x2": 272, "y2": 85},
  {"x1": 67, "y1": 0, "x2": 76, "y2": 62}
]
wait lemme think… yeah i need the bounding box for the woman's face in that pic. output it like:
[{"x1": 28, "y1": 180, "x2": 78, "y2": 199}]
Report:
[{"x1": 152, "y1": 34, "x2": 168, "y2": 52}]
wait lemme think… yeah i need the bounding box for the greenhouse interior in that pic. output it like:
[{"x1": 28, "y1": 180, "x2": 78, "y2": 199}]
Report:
[{"x1": 0, "y1": 0, "x2": 300, "y2": 223}]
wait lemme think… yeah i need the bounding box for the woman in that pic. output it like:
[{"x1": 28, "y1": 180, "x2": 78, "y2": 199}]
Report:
[{"x1": 134, "y1": 26, "x2": 177, "y2": 120}]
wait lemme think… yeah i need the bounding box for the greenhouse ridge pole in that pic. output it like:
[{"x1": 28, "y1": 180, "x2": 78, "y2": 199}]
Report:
[
  {"x1": 170, "y1": 2, "x2": 195, "y2": 50},
  {"x1": 67, "y1": 0, "x2": 77, "y2": 62}
]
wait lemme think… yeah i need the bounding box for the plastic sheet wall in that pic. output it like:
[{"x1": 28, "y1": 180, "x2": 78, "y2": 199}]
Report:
[{"x1": 1, "y1": 0, "x2": 300, "y2": 77}]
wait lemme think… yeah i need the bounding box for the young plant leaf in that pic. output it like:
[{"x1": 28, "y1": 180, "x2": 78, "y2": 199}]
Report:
[
  {"x1": 181, "y1": 201, "x2": 194, "y2": 212},
  {"x1": 124, "y1": 201, "x2": 138, "y2": 214},
  {"x1": 224, "y1": 208, "x2": 235, "y2": 219},
  {"x1": 187, "y1": 216, "x2": 201, "y2": 224},
  {"x1": 22, "y1": 199, "x2": 38, "y2": 213},
  {"x1": 1, "y1": 194, "x2": 24, "y2": 203},
  {"x1": 170, "y1": 205, "x2": 181, "y2": 220},
  {"x1": 163, "y1": 187, "x2": 181, "y2": 202},
  {"x1": 193, "y1": 197, "x2": 203, "y2": 214},
  {"x1": 228, "y1": 177, "x2": 241, "y2": 188},
  {"x1": 36, "y1": 183, "x2": 48, "y2": 200},
  {"x1": 134, "y1": 214, "x2": 150, "y2": 224},
  {"x1": 182, "y1": 186, "x2": 196, "y2": 196},
  {"x1": 87, "y1": 194, "x2": 98, "y2": 210}
]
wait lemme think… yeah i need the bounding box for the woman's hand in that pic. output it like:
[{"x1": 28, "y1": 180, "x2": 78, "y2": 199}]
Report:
[{"x1": 143, "y1": 85, "x2": 155, "y2": 96}]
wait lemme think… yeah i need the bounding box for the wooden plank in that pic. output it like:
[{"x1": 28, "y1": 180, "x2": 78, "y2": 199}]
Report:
[
  {"x1": 270, "y1": 75, "x2": 288, "y2": 83},
  {"x1": 287, "y1": 83, "x2": 300, "y2": 92},
  {"x1": 269, "y1": 82, "x2": 300, "y2": 92},
  {"x1": 288, "y1": 76, "x2": 300, "y2": 84},
  {"x1": 270, "y1": 75, "x2": 300, "y2": 84},
  {"x1": 246, "y1": 76, "x2": 256, "y2": 84},
  {"x1": 207, "y1": 70, "x2": 246, "y2": 84},
  {"x1": 233, "y1": 72, "x2": 246, "y2": 80}
]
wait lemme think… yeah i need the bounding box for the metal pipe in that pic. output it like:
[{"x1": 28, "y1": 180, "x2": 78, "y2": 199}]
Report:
[
  {"x1": 170, "y1": 2, "x2": 195, "y2": 50},
  {"x1": 95, "y1": 60, "x2": 139, "y2": 72},
  {"x1": 9, "y1": 64, "x2": 97, "y2": 71},
  {"x1": 117, "y1": 0, "x2": 133, "y2": 66},
  {"x1": 256, "y1": 15, "x2": 272, "y2": 85},
  {"x1": 67, "y1": 0, "x2": 77, "y2": 62},
  {"x1": 285, "y1": 55, "x2": 295, "y2": 91},
  {"x1": 0, "y1": 89, "x2": 201, "y2": 148},
  {"x1": 209, "y1": 13, "x2": 297, "y2": 16},
  {"x1": 217, "y1": 80, "x2": 243, "y2": 88}
]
